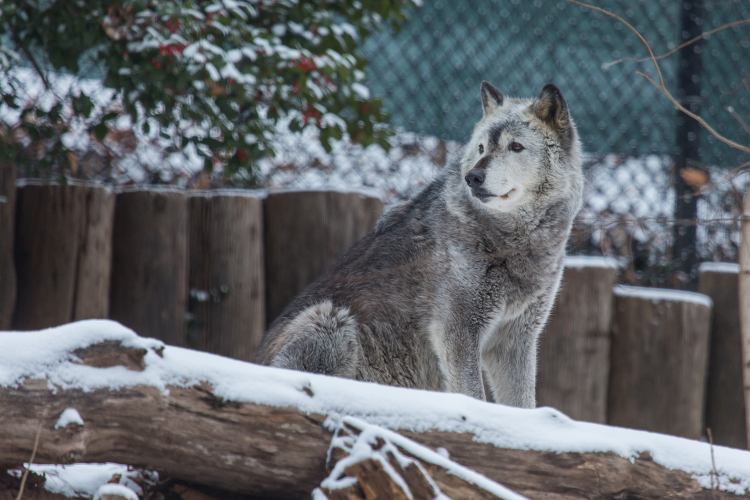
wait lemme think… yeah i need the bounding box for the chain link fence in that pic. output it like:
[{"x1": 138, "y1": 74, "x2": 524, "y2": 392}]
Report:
[{"x1": 8, "y1": 0, "x2": 750, "y2": 288}]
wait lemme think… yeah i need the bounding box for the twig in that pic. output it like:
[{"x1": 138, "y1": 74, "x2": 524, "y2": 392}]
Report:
[
  {"x1": 567, "y1": 0, "x2": 664, "y2": 87},
  {"x1": 726, "y1": 106, "x2": 750, "y2": 138},
  {"x1": 15, "y1": 422, "x2": 43, "y2": 500},
  {"x1": 568, "y1": 0, "x2": 750, "y2": 157},
  {"x1": 680, "y1": 161, "x2": 750, "y2": 200},
  {"x1": 602, "y1": 18, "x2": 750, "y2": 69},
  {"x1": 10, "y1": 29, "x2": 50, "y2": 91},
  {"x1": 706, "y1": 427, "x2": 718, "y2": 500},
  {"x1": 721, "y1": 73, "x2": 750, "y2": 96},
  {"x1": 638, "y1": 71, "x2": 750, "y2": 155}
]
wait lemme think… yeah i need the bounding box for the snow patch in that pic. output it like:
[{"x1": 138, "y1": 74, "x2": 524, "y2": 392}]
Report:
[
  {"x1": 55, "y1": 408, "x2": 84, "y2": 429},
  {"x1": 350, "y1": 82, "x2": 370, "y2": 100},
  {"x1": 94, "y1": 484, "x2": 139, "y2": 500},
  {"x1": 187, "y1": 188, "x2": 267, "y2": 199},
  {"x1": 10, "y1": 463, "x2": 149, "y2": 499},
  {"x1": 613, "y1": 285, "x2": 713, "y2": 308},
  {"x1": 564, "y1": 255, "x2": 620, "y2": 269},
  {"x1": 698, "y1": 262, "x2": 740, "y2": 274}
]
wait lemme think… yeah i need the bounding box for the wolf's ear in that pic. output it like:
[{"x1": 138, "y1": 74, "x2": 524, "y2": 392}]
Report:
[
  {"x1": 533, "y1": 84, "x2": 571, "y2": 136},
  {"x1": 481, "y1": 81, "x2": 504, "y2": 116}
]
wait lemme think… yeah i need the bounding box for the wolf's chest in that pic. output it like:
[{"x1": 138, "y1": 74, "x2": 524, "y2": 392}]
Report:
[{"x1": 462, "y1": 254, "x2": 554, "y2": 318}]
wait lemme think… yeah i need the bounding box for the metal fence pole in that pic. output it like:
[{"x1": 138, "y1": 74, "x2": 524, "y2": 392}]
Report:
[{"x1": 673, "y1": 0, "x2": 705, "y2": 288}]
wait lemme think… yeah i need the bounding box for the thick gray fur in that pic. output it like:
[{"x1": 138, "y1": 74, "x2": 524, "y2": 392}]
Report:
[{"x1": 255, "y1": 82, "x2": 583, "y2": 408}]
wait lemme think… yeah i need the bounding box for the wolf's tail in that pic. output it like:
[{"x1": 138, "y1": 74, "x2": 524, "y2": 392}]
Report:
[{"x1": 270, "y1": 301, "x2": 362, "y2": 378}]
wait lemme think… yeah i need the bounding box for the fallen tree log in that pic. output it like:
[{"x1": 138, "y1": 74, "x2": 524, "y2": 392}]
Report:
[{"x1": 1, "y1": 320, "x2": 749, "y2": 500}]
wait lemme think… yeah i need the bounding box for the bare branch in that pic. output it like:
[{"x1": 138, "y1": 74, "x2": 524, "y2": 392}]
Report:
[
  {"x1": 721, "y1": 73, "x2": 750, "y2": 96},
  {"x1": 569, "y1": 0, "x2": 750, "y2": 157},
  {"x1": 685, "y1": 161, "x2": 750, "y2": 200},
  {"x1": 10, "y1": 29, "x2": 50, "y2": 91},
  {"x1": 726, "y1": 106, "x2": 750, "y2": 138},
  {"x1": 567, "y1": 0, "x2": 665, "y2": 87},
  {"x1": 638, "y1": 72, "x2": 750, "y2": 155},
  {"x1": 602, "y1": 19, "x2": 750, "y2": 70}
]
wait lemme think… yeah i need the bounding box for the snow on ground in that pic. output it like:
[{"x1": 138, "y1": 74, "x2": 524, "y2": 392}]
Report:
[
  {"x1": 2, "y1": 319, "x2": 750, "y2": 496},
  {"x1": 7, "y1": 463, "x2": 148, "y2": 499}
]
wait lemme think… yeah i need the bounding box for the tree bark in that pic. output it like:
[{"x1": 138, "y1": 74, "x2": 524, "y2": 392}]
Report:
[
  {"x1": 0, "y1": 163, "x2": 15, "y2": 329},
  {"x1": 109, "y1": 189, "x2": 188, "y2": 346},
  {"x1": 739, "y1": 180, "x2": 750, "y2": 450},
  {"x1": 188, "y1": 193, "x2": 265, "y2": 361},
  {"x1": 12, "y1": 184, "x2": 114, "y2": 330},
  {"x1": 263, "y1": 191, "x2": 383, "y2": 325},
  {"x1": 536, "y1": 258, "x2": 617, "y2": 423},
  {"x1": 698, "y1": 264, "x2": 747, "y2": 449},
  {"x1": 0, "y1": 337, "x2": 745, "y2": 500},
  {"x1": 608, "y1": 285, "x2": 712, "y2": 439}
]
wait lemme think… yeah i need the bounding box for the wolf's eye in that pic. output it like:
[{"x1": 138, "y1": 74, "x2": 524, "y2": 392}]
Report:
[
  {"x1": 509, "y1": 141, "x2": 525, "y2": 152},
  {"x1": 478, "y1": 144, "x2": 484, "y2": 154}
]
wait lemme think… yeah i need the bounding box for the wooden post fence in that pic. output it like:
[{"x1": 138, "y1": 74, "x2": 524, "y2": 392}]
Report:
[
  {"x1": 188, "y1": 191, "x2": 265, "y2": 361},
  {"x1": 608, "y1": 285, "x2": 712, "y2": 439},
  {"x1": 699, "y1": 262, "x2": 747, "y2": 449},
  {"x1": 109, "y1": 189, "x2": 188, "y2": 346},
  {"x1": 12, "y1": 183, "x2": 115, "y2": 330},
  {"x1": 0, "y1": 163, "x2": 15, "y2": 329},
  {"x1": 537, "y1": 256, "x2": 618, "y2": 423},
  {"x1": 263, "y1": 190, "x2": 383, "y2": 325}
]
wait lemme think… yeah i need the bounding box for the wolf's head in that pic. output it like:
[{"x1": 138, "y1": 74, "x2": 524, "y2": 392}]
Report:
[{"x1": 459, "y1": 81, "x2": 583, "y2": 215}]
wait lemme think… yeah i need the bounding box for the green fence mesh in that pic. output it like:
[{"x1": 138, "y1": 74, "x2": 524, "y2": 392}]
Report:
[{"x1": 362, "y1": 0, "x2": 749, "y2": 167}]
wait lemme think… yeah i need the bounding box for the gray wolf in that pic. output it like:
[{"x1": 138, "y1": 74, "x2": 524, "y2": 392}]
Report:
[{"x1": 255, "y1": 82, "x2": 583, "y2": 407}]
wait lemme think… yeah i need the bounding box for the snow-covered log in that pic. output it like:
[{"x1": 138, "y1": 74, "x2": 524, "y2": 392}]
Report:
[
  {"x1": 263, "y1": 190, "x2": 383, "y2": 324},
  {"x1": 188, "y1": 192, "x2": 266, "y2": 361},
  {"x1": 0, "y1": 162, "x2": 15, "y2": 329},
  {"x1": 537, "y1": 256, "x2": 618, "y2": 423},
  {"x1": 13, "y1": 183, "x2": 115, "y2": 330},
  {"x1": 2, "y1": 321, "x2": 750, "y2": 500},
  {"x1": 698, "y1": 262, "x2": 747, "y2": 449}
]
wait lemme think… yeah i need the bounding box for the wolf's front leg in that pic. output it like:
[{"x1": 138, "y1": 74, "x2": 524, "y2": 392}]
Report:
[
  {"x1": 481, "y1": 297, "x2": 554, "y2": 408},
  {"x1": 440, "y1": 328, "x2": 487, "y2": 401}
]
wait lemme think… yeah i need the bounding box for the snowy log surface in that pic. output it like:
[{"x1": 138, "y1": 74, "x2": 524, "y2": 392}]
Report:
[{"x1": 2, "y1": 321, "x2": 750, "y2": 499}]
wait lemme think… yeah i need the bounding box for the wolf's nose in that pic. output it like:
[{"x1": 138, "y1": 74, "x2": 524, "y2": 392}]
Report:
[{"x1": 465, "y1": 170, "x2": 485, "y2": 188}]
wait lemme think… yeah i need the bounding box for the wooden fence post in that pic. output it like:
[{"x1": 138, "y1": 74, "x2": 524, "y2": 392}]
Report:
[
  {"x1": 698, "y1": 262, "x2": 747, "y2": 449},
  {"x1": 536, "y1": 256, "x2": 618, "y2": 423},
  {"x1": 109, "y1": 189, "x2": 188, "y2": 346},
  {"x1": 12, "y1": 183, "x2": 115, "y2": 330},
  {"x1": 608, "y1": 285, "x2": 712, "y2": 439},
  {"x1": 188, "y1": 192, "x2": 265, "y2": 361},
  {"x1": 263, "y1": 190, "x2": 383, "y2": 325},
  {"x1": 0, "y1": 163, "x2": 15, "y2": 329}
]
